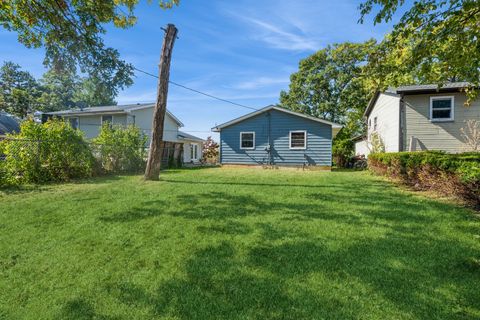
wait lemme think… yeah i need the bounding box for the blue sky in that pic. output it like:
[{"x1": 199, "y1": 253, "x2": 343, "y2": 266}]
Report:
[{"x1": 0, "y1": 0, "x2": 400, "y2": 139}]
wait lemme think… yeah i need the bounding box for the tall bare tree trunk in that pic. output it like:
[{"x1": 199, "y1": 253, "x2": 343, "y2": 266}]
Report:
[{"x1": 144, "y1": 24, "x2": 178, "y2": 180}]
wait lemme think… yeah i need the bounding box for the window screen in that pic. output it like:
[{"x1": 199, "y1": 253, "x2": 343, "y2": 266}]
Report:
[
  {"x1": 290, "y1": 131, "x2": 306, "y2": 149},
  {"x1": 240, "y1": 132, "x2": 254, "y2": 149},
  {"x1": 102, "y1": 115, "x2": 113, "y2": 123}
]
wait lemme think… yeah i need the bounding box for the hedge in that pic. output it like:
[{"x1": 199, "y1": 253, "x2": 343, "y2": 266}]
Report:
[{"x1": 368, "y1": 151, "x2": 480, "y2": 207}]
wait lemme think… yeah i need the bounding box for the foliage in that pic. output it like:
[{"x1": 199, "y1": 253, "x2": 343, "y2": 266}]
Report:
[
  {"x1": 369, "y1": 151, "x2": 480, "y2": 206},
  {"x1": 359, "y1": 0, "x2": 480, "y2": 101},
  {"x1": 280, "y1": 40, "x2": 376, "y2": 124},
  {"x1": 0, "y1": 119, "x2": 94, "y2": 184},
  {"x1": 93, "y1": 123, "x2": 147, "y2": 173},
  {"x1": 460, "y1": 119, "x2": 480, "y2": 151},
  {"x1": 1, "y1": 169, "x2": 479, "y2": 319},
  {"x1": 0, "y1": 62, "x2": 41, "y2": 117},
  {"x1": 369, "y1": 131, "x2": 385, "y2": 153},
  {"x1": 332, "y1": 128, "x2": 354, "y2": 168},
  {"x1": 37, "y1": 69, "x2": 116, "y2": 113},
  {"x1": 280, "y1": 41, "x2": 377, "y2": 167},
  {"x1": 0, "y1": 1, "x2": 179, "y2": 99},
  {"x1": 202, "y1": 136, "x2": 219, "y2": 163}
]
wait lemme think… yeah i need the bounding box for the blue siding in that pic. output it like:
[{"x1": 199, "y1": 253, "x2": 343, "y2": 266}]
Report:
[{"x1": 220, "y1": 110, "x2": 332, "y2": 166}]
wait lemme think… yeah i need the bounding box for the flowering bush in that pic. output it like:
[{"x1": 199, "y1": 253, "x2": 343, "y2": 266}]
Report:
[{"x1": 202, "y1": 136, "x2": 219, "y2": 164}]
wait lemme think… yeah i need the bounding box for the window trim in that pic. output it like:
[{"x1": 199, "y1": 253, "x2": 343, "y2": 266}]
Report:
[
  {"x1": 190, "y1": 143, "x2": 199, "y2": 161},
  {"x1": 101, "y1": 114, "x2": 114, "y2": 124},
  {"x1": 289, "y1": 130, "x2": 307, "y2": 150},
  {"x1": 69, "y1": 117, "x2": 79, "y2": 130},
  {"x1": 239, "y1": 131, "x2": 255, "y2": 150},
  {"x1": 430, "y1": 95, "x2": 454, "y2": 122}
]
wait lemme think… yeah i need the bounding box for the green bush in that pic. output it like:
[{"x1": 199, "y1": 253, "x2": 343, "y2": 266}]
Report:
[
  {"x1": 0, "y1": 119, "x2": 94, "y2": 185},
  {"x1": 93, "y1": 123, "x2": 147, "y2": 173},
  {"x1": 369, "y1": 151, "x2": 480, "y2": 206}
]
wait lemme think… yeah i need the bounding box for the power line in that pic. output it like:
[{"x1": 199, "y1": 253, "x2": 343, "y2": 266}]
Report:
[{"x1": 132, "y1": 66, "x2": 259, "y2": 111}]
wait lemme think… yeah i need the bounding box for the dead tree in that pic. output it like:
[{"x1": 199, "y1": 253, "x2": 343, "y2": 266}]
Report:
[{"x1": 144, "y1": 24, "x2": 178, "y2": 180}]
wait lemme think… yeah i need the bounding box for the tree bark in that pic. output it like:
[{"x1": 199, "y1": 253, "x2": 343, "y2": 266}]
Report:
[{"x1": 144, "y1": 24, "x2": 178, "y2": 180}]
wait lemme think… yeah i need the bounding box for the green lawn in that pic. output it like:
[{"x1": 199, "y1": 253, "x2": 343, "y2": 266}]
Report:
[{"x1": 0, "y1": 168, "x2": 479, "y2": 320}]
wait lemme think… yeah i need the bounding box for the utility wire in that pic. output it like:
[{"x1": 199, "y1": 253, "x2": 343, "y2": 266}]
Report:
[{"x1": 132, "y1": 67, "x2": 259, "y2": 111}]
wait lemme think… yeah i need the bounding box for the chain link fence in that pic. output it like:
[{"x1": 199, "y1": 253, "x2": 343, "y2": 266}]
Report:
[{"x1": 0, "y1": 137, "x2": 184, "y2": 184}]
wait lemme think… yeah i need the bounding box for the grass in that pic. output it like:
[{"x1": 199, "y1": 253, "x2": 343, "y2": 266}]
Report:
[{"x1": 0, "y1": 168, "x2": 479, "y2": 320}]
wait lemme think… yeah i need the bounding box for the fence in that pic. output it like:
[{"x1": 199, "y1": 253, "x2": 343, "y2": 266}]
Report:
[{"x1": 0, "y1": 138, "x2": 184, "y2": 184}]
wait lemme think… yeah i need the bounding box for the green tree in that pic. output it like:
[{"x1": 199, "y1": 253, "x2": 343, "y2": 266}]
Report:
[
  {"x1": 280, "y1": 41, "x2": 377, "y2": 166},
  {"x1": 280, "y1": 40, "x2": 376, "y2": 125},
  {"x1": 0, "y1": 1, "x2": 179, "y2": 99},
  {"x1": 36, "y1": 69, "x2": 116, "y2": 112},
  {"x1": 359, "y1": 0, "x2": 480, "y2": 99},
  {"x1": 0, "y1": 61, "x2": 40, "y2": 117}
]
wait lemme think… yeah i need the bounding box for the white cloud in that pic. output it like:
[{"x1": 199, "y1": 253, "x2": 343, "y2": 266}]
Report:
[
  {"x1": 238, "y1": 16, "x2": 320, "y2": 51},
  {"x1": 231, "y1": 76, "x2": 289, "y2": 90}
]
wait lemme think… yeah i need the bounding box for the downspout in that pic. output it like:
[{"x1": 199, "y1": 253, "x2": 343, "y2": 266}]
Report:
[
  {"x1": 399, "y1": 93, "x2": 405, "y2": 152},
  {"x1": 266, "y1": 111, "x2": 272, "y2": 165}
]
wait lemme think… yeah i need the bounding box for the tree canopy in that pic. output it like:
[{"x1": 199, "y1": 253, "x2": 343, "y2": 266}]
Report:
[
  {"x1": 0, "y1": 61, "x2": 119, "y2": 117},
  {"x1": 359, "y1": 0, "x2": 480, "y2": 97},
  {"x1": 280, "y1": 40, "x2": 376, "y2": 128},
  {"x1": 0, "y1": 0, "x2": 180, "y2": 99},
  {"x1": 0, "y1": 62, "x2": 40, "y2": 118}
]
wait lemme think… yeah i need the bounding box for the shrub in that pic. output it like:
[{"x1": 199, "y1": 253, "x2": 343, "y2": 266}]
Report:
[
  {"x1": 202, "y1": 136, "x2": 219, "y2": 164},
  {"x1": 0, "y1": 119, "x2": 94, "y2": 185},
  {"x1": 93, "y1": 123, "x2": 147, "y2": 173},
  {"x1": 369, "y1": 151, "x2": 480, "y2": 207},
  {"x1": 332, "y1": 129, "x2": 354, "y2": 168}
]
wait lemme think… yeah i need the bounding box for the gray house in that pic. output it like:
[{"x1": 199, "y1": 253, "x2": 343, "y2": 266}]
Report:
[
  {"x1": 212, "y1": 106, "x2": 342, "y2": 168},
  {"x1": 356, "y1": 82, "x2": 480, "y2": 156},
  {"x1": 44, "y1": 103, "x2": 204, "y2": 164}
]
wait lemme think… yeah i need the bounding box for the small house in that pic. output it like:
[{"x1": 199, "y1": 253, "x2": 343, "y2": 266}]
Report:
[
  {"x1": 212, "y1": 105, "x2": 342, "y2": 168},
  {"x1": 44, "y1": 103, "x2": 204, "y2": 165}
]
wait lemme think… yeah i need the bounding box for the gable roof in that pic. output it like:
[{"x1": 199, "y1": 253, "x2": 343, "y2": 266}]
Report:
[
  {"x1": 211, "y1": 105, "x2": 343, "y2": 132},
  {"x1": 363, "y1": 90, "x2": 400, "y2": 118},
  {"x1": 0, "y1": 112, "x2": 20, "y2": 135},
  {"x1": 44, "y1": 103, "x2": 184, "y2": 127}
]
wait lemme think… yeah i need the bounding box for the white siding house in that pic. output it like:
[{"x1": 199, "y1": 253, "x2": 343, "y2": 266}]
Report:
[
  {"x1": 44, "y1": 103, "x2": 204, "y2": 164},
  {"x1": 359, "y1": 82, "x2": 480, "y2": 155}
]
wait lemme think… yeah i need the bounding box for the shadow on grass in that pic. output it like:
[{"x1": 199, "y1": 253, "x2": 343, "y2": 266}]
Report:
[{"x1": 99, "y1": 235, "x2": 479, "y2": 319}]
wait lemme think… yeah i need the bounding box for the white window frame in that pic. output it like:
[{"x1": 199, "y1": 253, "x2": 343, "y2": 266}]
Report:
[
  {"x1": 69, "y1": 117, "x2": 79, "y2": 130},
  {"x1": 101, "y1": 114, "x2": 114, "y2": 124},
  {"x1": 289, "y1": 130, "x2": 307, "y2": 150},
  {"x1": 430, "y1": 96, "x2": 454, "y2": 122},
  {"x1": 190, "y1": 143, "x2": 198, "y2": 161},
  {"x1": 240, "y1": 131, "x2": 255, "y2": 150}
]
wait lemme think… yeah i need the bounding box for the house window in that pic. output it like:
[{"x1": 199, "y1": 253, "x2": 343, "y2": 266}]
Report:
[
  {"x1": 102, "y1": 115, "x2": 113, "y2": 124},
  {"x1": 240, "y1": 132, "x2": 255, "y2": 149},
  {"x1": 190, "y1": 144, "x2": 198, "y2": 160},
  {"x1": 69, "y1": 117, "x2": 79, "y2": 130},
  {"x1": 368, "y1": 119, "x2": 371, "y2": 130},
  {"x1": 289, "y1": 131, "x2": 307, "y2": 149},
  {"x1": 430, "y1": 96, "x2": 454, "y2": 121},
  {"x1": 373, "y1": 117, "x2": 378, "y2": 131}
]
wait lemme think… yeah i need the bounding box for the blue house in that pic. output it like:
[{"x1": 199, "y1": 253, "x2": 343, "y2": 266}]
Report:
[{"x1": 212, "y1": 106, "x2": 342, "y2": 168}]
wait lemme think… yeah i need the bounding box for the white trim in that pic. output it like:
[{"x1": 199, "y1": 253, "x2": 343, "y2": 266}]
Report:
[
  {"x1": 289, "y1": 130, "x2": 307, "y2": 150},
  {"x1": 212, "y1": 106, "x2": 343, "y2": 132},
  {"x1": 240, "y1": 131, "x2": 255, "y2": 150},
  {"x1": 429, "y1": 95, "x2": 454, "y2": 122}
]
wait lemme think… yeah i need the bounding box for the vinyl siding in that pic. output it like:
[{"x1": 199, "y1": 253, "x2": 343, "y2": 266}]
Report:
[
  {"x1": 130, "y1": 107, "x2": 179, "y2": 143},
  {"x1": 404, "y1": 92, "x2": 480, "y2": 152},
  {"x1": 220, "y1": 109, "x2": 332, "y2": 166},
  {"x1": 367, "y1": 93, "x2": 401, "y2": 153}
]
